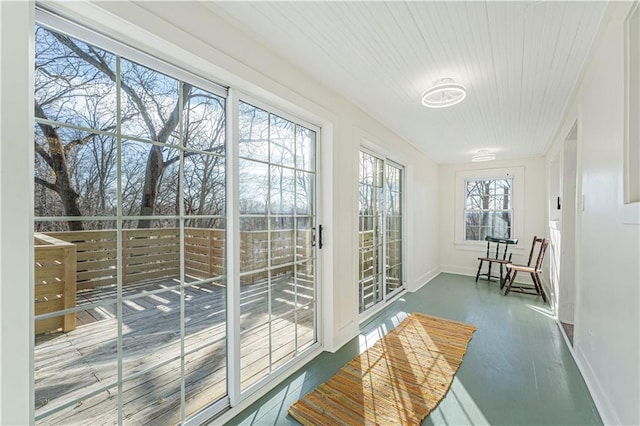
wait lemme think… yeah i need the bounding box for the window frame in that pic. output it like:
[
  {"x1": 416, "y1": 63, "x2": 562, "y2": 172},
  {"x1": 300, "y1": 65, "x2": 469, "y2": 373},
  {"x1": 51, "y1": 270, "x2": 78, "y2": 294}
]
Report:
[{"x1": 454, "y1": 167, "x2": 525, "y2": 251}]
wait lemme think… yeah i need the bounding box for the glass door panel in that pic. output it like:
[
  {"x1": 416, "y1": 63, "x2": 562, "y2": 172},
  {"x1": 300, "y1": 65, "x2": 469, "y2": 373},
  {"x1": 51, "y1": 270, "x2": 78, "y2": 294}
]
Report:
[
  {"x1": 358, "y1": 152, "x2": 384, "y2": 313},
  {"x1": 33, "y1": 23, "x2": 228, "y2": 424},
  {"x1": 238, "y1": 101, "x2": 317, "y2": 392},
  {"x1": 358, "y1": 151, "x2": 404, "y2": 315},
  {"x1": 385, "y1": 163, "x2": 403, "y2": 295}
]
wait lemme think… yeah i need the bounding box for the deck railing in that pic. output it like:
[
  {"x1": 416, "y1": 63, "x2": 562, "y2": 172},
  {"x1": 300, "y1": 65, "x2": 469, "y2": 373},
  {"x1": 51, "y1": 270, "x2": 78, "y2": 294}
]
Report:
[
  {"x1": 34, "y1": 233, "x2": 77, "y2": 334},
  {"x1": 34, "y1": 227, "x2": 312, "y2": 334},
  {"x1": 40, "y1": 228, "x2": 225, "y2": 292}
]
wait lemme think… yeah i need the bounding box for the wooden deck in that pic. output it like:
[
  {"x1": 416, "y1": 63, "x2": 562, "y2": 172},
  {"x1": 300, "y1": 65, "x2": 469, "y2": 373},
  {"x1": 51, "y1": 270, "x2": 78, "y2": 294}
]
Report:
[{"x1": 35, "y1": 273, "x2": 315, "y2": 425}]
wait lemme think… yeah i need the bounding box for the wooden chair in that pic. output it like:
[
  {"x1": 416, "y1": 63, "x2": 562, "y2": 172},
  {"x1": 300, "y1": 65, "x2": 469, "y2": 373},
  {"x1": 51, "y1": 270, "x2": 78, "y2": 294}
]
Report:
[
  {"x1": 475, "y1": 236, "x2": 518, "y2": 285},
  {"x1": 503, "y1": 236, "x2": 549, "y2": 302}
]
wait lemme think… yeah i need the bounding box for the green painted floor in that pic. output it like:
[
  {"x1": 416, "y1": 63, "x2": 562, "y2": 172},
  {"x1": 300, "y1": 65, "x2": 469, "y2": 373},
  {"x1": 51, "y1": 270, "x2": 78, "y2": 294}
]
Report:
[{"x1": 224, "y1": 273, "x2": 601, "y2": 425}]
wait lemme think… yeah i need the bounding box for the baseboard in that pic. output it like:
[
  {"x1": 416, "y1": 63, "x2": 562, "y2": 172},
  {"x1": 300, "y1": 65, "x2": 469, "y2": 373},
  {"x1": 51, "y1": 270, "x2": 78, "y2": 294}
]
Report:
[
  {"x1": 555, "y1": 317, "x2": 618, "y2": 425},
  {"x1": 325, "y1": 320, "x2": 359, "y2": 353},
  {"x1": 441, "y1": 265, "x2": 549, "y2": 290},
  {"x1": 440, "y1": 264, "x2": 477, "y2": 277},
  {"x1": 410, "y1": 266, "x2": 440, "y2": 292},
  {"x1": 574, "y1": 345, "x2": 620, "y2": 425}
]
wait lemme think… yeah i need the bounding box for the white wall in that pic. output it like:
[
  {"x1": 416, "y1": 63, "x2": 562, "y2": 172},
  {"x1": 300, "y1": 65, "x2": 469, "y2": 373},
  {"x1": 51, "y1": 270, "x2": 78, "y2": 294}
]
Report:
[
  {"x1": 439, "y1": 157, "x2": 547, "y2": 279},
  {"x1": 0, "y1": 1, "x2": 441, "y2": 420},
  {"x1": 546, "y1": 2, "x2": 640, "y2": 424}
]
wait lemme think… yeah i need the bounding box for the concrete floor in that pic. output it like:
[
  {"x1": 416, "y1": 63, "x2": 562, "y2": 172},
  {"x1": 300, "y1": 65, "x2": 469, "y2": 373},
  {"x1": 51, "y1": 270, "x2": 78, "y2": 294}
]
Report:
[{"x1": 224, "y1": 273, "x2": 601, "y2": 425}]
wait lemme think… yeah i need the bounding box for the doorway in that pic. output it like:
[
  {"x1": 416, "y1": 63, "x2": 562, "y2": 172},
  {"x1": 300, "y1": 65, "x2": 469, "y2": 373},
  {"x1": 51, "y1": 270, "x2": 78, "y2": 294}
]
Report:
[{"x1": 559, "y1": 123, "x2": 578, "y2": 345}]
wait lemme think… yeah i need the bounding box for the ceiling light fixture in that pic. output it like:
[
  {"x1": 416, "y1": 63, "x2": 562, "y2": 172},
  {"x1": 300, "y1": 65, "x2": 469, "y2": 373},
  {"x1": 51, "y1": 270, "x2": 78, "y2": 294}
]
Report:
[
  {"x1": 421, "y1": 78, "x2": 466, "y2": 108},
  {"x1": 471, "y1": 150, "x2": 496, "y2": 162}
]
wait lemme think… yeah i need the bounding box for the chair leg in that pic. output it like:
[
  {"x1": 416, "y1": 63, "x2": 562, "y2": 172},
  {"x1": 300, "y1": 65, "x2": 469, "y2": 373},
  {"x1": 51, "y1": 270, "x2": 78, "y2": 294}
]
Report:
[
  {"x1": 504, "y1": 270, "x2": 517, "y2": 295},
  {"x1": 487, "y1": 260, "x2": 493, "y2": 283},
  {"x1": 501, "y1": 268, "x2": 511, "y2": 290},
  {"x1": 475, "y1": 260, "x2": 483, "y2": 282},
  {"x1": 530, "y1": 273, "x2": 540, "y2": 295},
  {"x1": 533, "y1": 273, "x2": 547, "y2": 303}
]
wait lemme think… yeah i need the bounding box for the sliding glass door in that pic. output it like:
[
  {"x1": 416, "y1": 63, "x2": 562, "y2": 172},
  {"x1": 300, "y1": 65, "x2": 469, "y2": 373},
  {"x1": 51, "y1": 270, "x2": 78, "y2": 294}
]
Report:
[
  {"x1": 358, "y1": 150, "x2": 404, "y2": 315},
  {"x1": 32, "y1": 14, "x2": 319, "y2": 424}
]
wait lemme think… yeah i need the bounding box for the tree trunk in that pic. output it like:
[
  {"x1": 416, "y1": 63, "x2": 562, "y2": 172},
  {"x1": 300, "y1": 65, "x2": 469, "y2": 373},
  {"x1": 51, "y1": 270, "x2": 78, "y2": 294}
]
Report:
[
  {"x1": 61, "y1": 188, "x2": 84, "y2": 230},
  {"x1": 502, "y1": 186, "x2": 511, "y2": 237},
  {"x1": 137, "y1": 144, "x2": 164, "y2": 228},
  {"x1": 481, "y1": 180, "x2": 491, "y2": 239},
  {"x1": 35, "y1": 101, "x2": 85, "y2": 230},
  {"x1": 136, "y1": 83, "x2": 192, "y2": 228}
]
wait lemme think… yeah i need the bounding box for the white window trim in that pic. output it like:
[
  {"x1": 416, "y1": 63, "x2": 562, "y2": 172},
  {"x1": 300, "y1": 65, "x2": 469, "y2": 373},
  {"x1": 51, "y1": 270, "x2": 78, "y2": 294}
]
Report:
[{"x1": 454, "y1": 166, "x2": 525, "y2": 252}]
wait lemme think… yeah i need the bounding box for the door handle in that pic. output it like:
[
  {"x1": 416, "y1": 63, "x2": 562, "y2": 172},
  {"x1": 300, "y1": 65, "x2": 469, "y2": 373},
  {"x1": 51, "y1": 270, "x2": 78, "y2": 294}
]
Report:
[{"x1": 318, "y1": 225, "x2": 324, "y2": 249}]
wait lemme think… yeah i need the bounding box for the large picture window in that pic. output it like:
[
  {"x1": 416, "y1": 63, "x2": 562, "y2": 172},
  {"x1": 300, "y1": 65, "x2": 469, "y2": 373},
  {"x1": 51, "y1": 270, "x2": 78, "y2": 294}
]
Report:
[{"x1": 464, "y1": 178, "x2": 513, "y2": 240}]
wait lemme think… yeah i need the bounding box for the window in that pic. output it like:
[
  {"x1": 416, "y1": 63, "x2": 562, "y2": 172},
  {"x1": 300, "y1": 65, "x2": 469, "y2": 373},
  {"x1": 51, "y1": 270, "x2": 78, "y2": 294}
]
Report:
[
  {"x1": 464, "y1": 178, "x2": 512, "y2": 240},
  {"x1": 454, "y1": 167, "x2": 523, "y2": 246}
]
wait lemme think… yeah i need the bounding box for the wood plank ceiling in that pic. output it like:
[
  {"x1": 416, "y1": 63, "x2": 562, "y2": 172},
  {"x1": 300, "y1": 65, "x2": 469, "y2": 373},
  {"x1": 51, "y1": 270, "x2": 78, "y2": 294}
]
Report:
[{"x1": 205, "y1": 1, "x2": 608, "y2": 163}]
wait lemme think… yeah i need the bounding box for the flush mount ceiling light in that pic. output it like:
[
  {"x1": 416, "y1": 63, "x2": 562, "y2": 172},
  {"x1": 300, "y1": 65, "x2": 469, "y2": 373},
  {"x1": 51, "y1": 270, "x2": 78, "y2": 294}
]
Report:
[
  {"x1": 421, "y1": 78, "x2": 467, "y2": 108},
  {"x1": 471, "y1": 150, "x2": 496, "y2": 162}
]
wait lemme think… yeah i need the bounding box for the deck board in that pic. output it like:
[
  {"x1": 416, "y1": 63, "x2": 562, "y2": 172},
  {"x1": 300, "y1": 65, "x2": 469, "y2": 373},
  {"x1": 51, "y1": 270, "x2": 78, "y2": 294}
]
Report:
[{"x1": 35, "y1": 274, "x2": 315, "y2": 425}]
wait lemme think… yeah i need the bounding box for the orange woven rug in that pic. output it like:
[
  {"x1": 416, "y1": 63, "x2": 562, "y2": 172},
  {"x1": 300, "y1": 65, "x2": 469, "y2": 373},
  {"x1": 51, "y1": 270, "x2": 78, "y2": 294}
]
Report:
[{"x1": 288, "y1": 313, "x2": 476, "y2": 425}]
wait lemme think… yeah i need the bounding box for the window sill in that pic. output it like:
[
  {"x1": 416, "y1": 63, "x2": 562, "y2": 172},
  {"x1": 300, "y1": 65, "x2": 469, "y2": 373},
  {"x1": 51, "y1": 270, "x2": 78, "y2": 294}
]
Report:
[{"x1": 623, "y1": 202, "x2": 640, "y2": 225}]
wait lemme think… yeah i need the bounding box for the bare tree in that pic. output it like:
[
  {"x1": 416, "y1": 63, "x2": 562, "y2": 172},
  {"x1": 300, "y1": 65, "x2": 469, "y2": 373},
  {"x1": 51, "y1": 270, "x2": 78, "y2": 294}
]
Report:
[
  {"x1": 465, "y1": 179, "x2": 512, "y2": 240},
  {"x1": 34, "y1": 26, "x2": 225, "y2": 230}
]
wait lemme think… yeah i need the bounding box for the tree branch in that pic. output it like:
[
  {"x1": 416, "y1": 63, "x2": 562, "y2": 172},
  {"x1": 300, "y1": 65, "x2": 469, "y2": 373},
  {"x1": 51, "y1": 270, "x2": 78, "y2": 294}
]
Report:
[
  {"x1": 157, "y1": 83, "x2": 193, "y2": 143},
  {"x1": 34, "y1": 140, "x2": 55, "y2": 169},
  {"x1": 163, "y1": 145, "x2": 224, "y2": 168},
  {"x1": 52, "y1": 32, "x2": 158, "y2": 140},
  {"x1": 34, "y1": 99, "x2": 63, "y2": 154},
  {"x1": 34, "y1": 176, "x2": 59, "y2": 193},
  {"x1": 63, "y1": 124, "x2": 117, "y2": 155}
]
